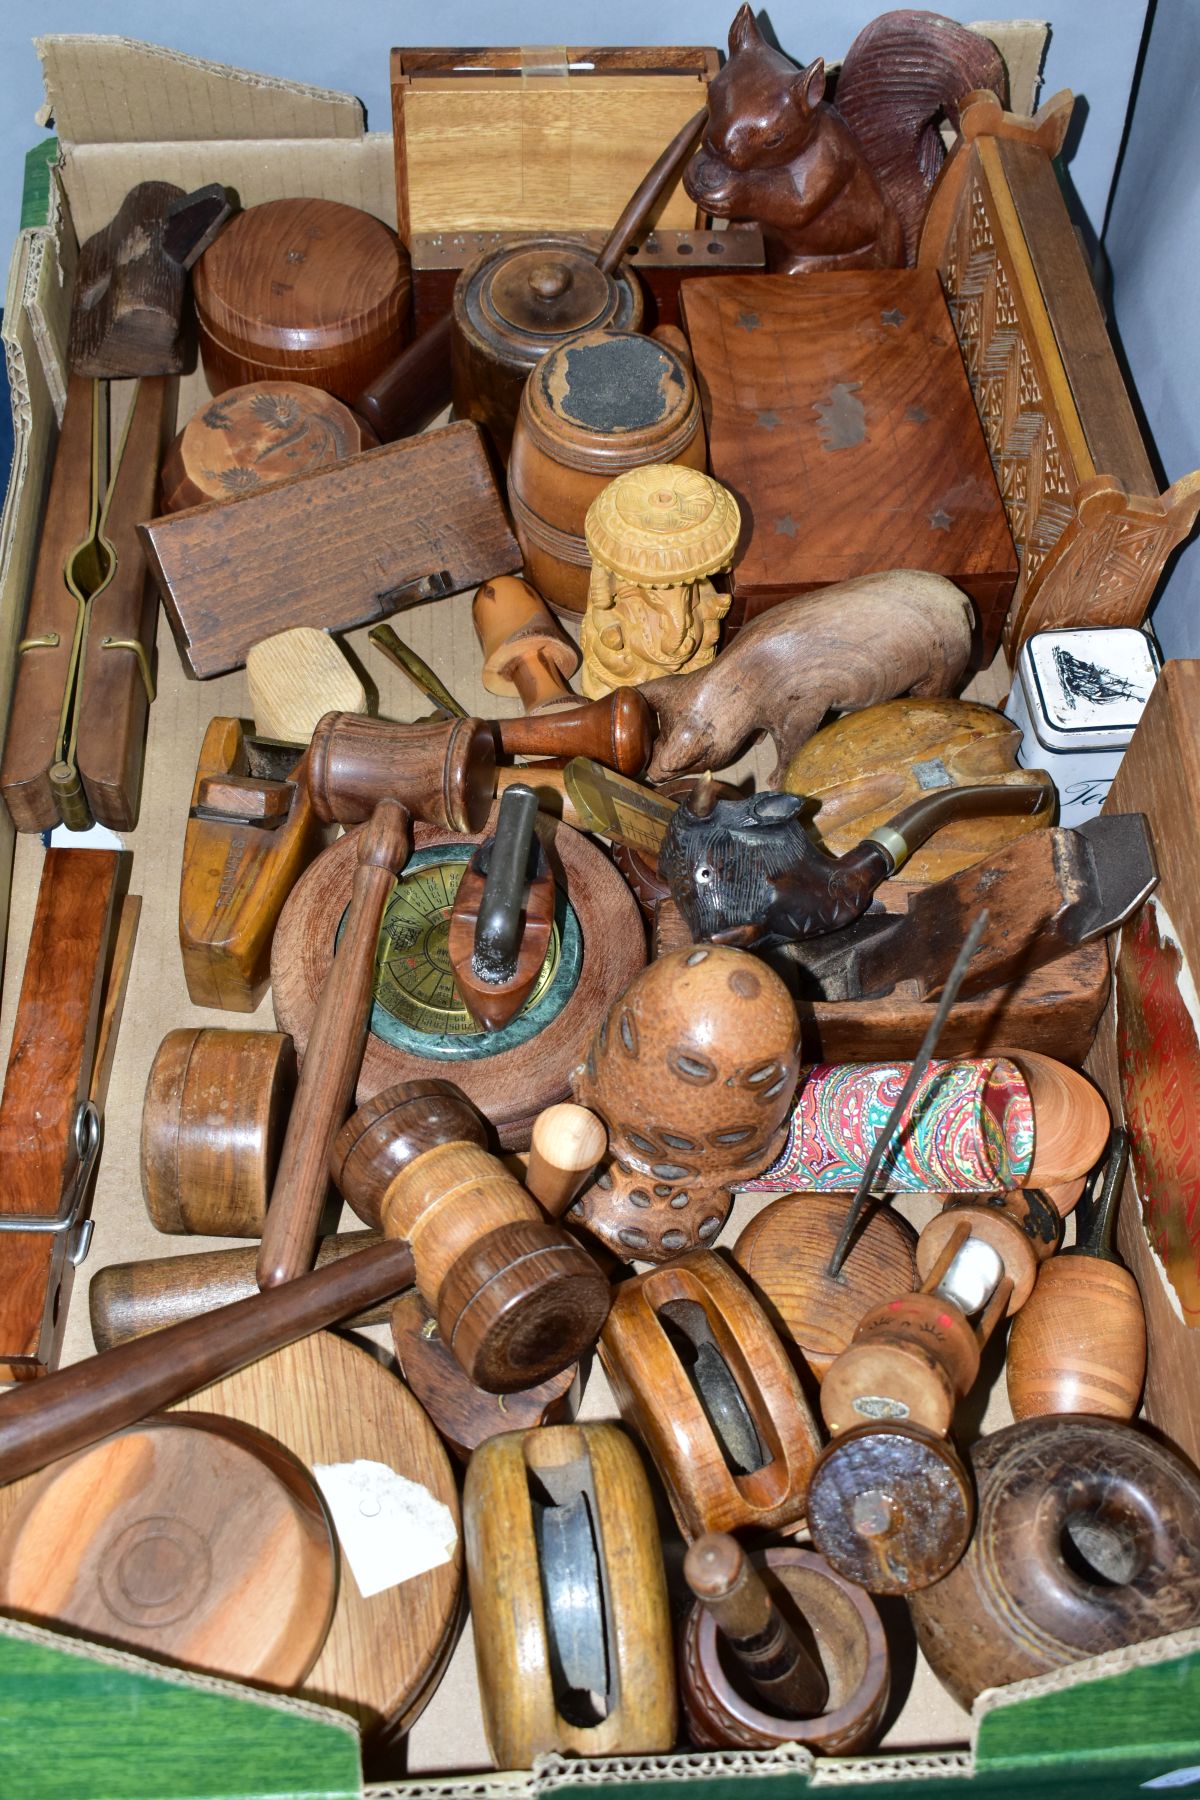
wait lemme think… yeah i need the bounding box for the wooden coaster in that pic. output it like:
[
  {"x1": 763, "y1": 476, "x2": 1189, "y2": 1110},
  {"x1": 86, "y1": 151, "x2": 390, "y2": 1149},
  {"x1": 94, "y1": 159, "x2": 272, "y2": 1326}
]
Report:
[
  {"x1": 247, "y1": 627, "x2": 367, "y2": 744},
  {"x1": 160, "y1": 383, "x2": 376, "y2": 513},
  {"x1": 271, "y1": 814, "x2": 646, "y2": 1148},
  {"x1": 0, "y1": 1418, "x2": 336, "y2": 1688}
]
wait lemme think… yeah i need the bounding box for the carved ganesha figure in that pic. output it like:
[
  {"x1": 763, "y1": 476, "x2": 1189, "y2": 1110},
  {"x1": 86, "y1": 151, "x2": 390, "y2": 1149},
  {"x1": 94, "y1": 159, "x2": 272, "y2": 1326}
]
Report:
[{"x1": 581, "y1": 464, "x2": 742, "y2": 699}]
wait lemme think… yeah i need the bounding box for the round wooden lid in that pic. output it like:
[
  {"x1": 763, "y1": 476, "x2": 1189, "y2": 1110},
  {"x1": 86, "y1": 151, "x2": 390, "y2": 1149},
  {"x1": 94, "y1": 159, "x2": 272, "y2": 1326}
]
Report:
[
  {"x1": 522, "y1": 329, "x2": 700, "y2": 470},
  {"x1": 0, "y1": 1417, "x2": 336, "y2": 1687},
  {"x1": 455, "y1": 237, "x2": 641, "y2": 374},
  {"x1": 193, "y1": 198, "x2": 409, "y2": 364},
  {"x1": 160, "y1": 382, "x2": 375, "y2": 512},
  {"x1": 586, "y1": 463, "x2": 742, "y2": 583}
]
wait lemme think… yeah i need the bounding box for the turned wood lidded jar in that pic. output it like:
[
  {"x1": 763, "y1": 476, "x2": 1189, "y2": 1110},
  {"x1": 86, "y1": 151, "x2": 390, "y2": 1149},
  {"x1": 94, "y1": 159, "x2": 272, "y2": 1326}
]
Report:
[
  {"x1": 192, "y1": 197, "x2": 412, "y2": 402},
  {"x1": 508, "y1": 329, "x2": 706, "y2": 616},
  {"x1": 452, "y1": 238, "x2": 643, "y2": 460}
]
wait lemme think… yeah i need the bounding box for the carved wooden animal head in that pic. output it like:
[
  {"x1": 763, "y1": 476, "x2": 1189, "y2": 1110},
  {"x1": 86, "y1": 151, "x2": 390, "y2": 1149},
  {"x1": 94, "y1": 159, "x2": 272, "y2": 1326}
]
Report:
[{"x1": 695, "y1": 6, "x2": 827, "y2": 180}]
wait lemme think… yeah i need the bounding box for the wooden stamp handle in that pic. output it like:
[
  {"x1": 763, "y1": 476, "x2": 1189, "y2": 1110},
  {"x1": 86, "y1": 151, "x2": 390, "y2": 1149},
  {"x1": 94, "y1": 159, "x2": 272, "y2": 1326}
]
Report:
[
  {"x1": 473, "y1": 576, "x2": 579, "y2": 712},
  {"x1": 497, "y1": 689, "x2": 656, "y2": 776},
  {"x1": 257, "y1": 801, "x2": 411, "y2": 1289},
  {"x1": 684, "y1": 1533, "x2": 829, "y2": 1717}
]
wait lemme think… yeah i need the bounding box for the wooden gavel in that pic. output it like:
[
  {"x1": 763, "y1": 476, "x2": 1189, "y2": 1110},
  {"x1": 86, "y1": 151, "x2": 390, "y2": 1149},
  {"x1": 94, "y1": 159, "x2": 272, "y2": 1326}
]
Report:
[{"x1": 331, "y1": 1080, "x2": 611, "y2": 1392}]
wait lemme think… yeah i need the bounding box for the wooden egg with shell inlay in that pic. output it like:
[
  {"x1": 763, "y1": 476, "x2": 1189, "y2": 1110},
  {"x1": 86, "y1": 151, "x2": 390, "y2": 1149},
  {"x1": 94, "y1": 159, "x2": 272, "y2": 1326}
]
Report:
[{"x1": 571, "y1": 945, "x2": 800, "y2": 1260}]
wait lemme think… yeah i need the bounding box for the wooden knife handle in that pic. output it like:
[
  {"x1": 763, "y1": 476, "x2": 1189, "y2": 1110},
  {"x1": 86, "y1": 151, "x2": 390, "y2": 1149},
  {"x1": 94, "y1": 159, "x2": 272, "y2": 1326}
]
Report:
[
  {"x1": 497, "y1": 690, "x2": 655, "y2": 775},
  {"x1": 256, "y1": 800, "x2": 412, "y2": 1290}
]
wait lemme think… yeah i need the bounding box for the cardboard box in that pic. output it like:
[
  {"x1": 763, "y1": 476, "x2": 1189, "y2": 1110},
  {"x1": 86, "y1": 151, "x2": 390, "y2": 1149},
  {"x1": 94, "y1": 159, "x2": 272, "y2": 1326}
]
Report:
[{"x1": 2, "y1": 30, "x2": 1199, "y2": 1800}]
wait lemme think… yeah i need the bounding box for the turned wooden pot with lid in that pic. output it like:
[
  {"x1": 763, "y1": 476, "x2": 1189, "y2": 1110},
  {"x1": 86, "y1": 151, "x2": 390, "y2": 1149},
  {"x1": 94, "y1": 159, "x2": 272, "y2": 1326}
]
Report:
[
  {"x1": 192, "y1": 197, "x2": 412, "y2": 402},
  {"x1": 508, "y1": 329, "x2": 706, "y2": 616}
]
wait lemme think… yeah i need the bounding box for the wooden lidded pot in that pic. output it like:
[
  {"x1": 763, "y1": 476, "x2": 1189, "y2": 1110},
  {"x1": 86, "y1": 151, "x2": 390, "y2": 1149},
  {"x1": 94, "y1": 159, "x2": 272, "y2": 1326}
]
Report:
[
  {"x1": 192, "y1": 197, "x2": 412, "y2": 402},
  {"x1": 452, "y1": 238, "x2": 643, "y2": 460},
  {"x1": 508, "y1": 329, "x2": 706, "y2": 616}
]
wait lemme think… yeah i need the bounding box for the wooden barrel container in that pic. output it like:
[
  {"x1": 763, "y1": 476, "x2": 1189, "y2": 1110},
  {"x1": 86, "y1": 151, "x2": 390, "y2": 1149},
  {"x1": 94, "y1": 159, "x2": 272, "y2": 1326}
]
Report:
[
  {"x1": 508, "y1": 328, "x2": 706, "y2": 615},
  {"x1": 192, "y1": 197, "x2": 412, "y2": 402},
  {"x1": 452, "y1": 238, "x2": 643, "y2": 460}
]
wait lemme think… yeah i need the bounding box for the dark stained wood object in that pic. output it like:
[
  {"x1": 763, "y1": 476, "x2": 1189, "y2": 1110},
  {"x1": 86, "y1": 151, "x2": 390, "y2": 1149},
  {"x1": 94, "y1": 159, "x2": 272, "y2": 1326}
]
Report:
[
  {"x1": 909, "y1": 1417, "x2": 1200, "y2": 1707},
  {"x1": 0, "y1": 849, "x2": 120, "y2": 1380},
  {"x1": 496, "y1": 689, "x2": 656, "y2": 775},
  {"x1": 138, "y1": 422, "x2": 520, "y2": 680},
  {"x1": 599, "y1": 1249, "x2": 822, "y2": 1540},
  {"x1": 353, "y1": 312, "x2": 453, "y2": 444},
  {"x1": 89, "y1": 1231, "x2": 388, "y2": 1351},
  {"x1": 140, "y1": 1028, "x2": 296, "y2": 1238},
  {"x1": 679, "y1": 272, "x2": 1017, "y2": 645},
  {"x1": 447, "y1": 786, "x2": 555, "y2": 1031},
  {"x1": 474, "y1": 576, "x2": 580, "y2": 713},
  {"x1": 257, "y1": 800, "x2": 412, "y2": 1290},
  {"x1": 463, "y1": 1422, "x2": 676, "y2": 1765},
  {"x1": 192, "y1": 197, "x2": 411, "y2": 401},
  {"x1": 68, "y1": 180, "x2": 231, "y2": 378},
  {"x1": 390, "y1": 1290, "x2": 577, "y2": 1461},
  {"x1": 179, "y1": 719, "x2": 330, "y2": 1012},
  {"x1": 0, "y1": 1238, "x2": 417, "y2": 1486},
  {"x1": 806, "y1": 1422, "x2": 974, "y2": 1595},
  {"x1": 331, "y1": 1080, "x2": 610, "y2": 1393},
  {"x1": 641, "y1": 570, "x2": 974, "y2": 783},
  {"x1": 732, "y1": 1192, "x2": 918, "y2": 1380},
  {"x1": 683, "y1": 1533, "x2": 828, "y2": 1719},
  {"x1": 679, "y1": 1544, "x2": 889, "y2": 1754},
  {"x1": 305, "y1": 711, "x2": 496, "y2": 832},
  {"x1": 160, "y1": 382, "x2": 376, "y2": 512},
  {"x1": 0, "y1": 1418, "x2": 336, "y2": 1687}
]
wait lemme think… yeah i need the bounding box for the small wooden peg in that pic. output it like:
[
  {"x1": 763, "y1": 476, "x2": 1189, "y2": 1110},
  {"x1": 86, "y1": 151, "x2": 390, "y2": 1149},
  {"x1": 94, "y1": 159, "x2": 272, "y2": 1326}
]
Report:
[
  {"x1": 683, "y1": 1533, "x2": 828, "y2": 1717},
  {"x1": 474, "y1": 575, "x2": 581, "y2": 713},
  {"x1": 526, "y1": 1105, "x2": 607, "y2": 1218}
]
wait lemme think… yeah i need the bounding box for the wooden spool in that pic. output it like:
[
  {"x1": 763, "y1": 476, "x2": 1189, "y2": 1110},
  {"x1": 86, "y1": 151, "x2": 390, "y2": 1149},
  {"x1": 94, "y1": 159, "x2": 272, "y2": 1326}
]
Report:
[
  {"x1": 508, "y1": 329, "x2": 706, "y2": 615},
  {"x1": 463, "y1": 1422, "x2": 676, "y2": 1766},
  {"x1": 806, "y1": 1422, "x2": 975, "y2": 1595},
  {"x1": 0, "y1": 1418, "x2": 336, "y2": 1687},
  {"x1": 192, "y1": 197, "x2": 412, "y2": 401},
  {"x1": 679, "y1": 1546, "x2": 890, "y2": 1754},
  {"x1": 140, "y1": 1028, "x2": 296, "y2": 1238},
  {"x1": 732, "y1": 1192, "x2": 918, "y2": 1379},
  {"x1": 473, "y1": 575, "x2": 581, "y2": 713},
  {"x1": 159, "y1": 382, "x2": 376, "y2": 513},
  {"x1": 271, "y1": 814, "x2": 645, "y2": 1148},
  {"x1": 909, "y1": 1416, "x2": 1200, "y2": 1708},
  {"x1": 598, "y1": 1249, "x2": 822, "y2": 1540}
]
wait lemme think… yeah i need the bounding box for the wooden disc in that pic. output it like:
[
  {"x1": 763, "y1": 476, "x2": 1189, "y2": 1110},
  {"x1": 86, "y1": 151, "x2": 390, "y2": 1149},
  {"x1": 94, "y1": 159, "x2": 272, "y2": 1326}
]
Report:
[
  {"x1": 806, "y1": 1424, "x2": 974, "y2": 1595},
  {"x1": 160, "y1": 383, "x2": 376, "y2": 513},
  {"x1": 0, "y1": 1418, "x2": 336, "y2": 1687},
  {"x1": 271, "y1": 816, "x2": 646, "y2": 1148},
  {"x1": 733, "y1": 1193, "x2": 918, "y2": 1378}
]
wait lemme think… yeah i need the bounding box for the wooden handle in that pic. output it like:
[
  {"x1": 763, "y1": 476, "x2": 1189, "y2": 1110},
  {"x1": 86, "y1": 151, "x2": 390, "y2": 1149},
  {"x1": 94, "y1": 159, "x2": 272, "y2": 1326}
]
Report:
[
  {"x1": 0, "y1": 1239, "x2": 416, "y2": 1485},
  {"x1": 473, "y1": 576, "x2": 579, "y2": 712},
  {"x1": 497, "y1": 690, "x2": 656, "y2": 776},
  {"x1": 257, "y1": 801, "x2": 412, "y2": 1289},
  {"x1": 352, "y1": 313, "x2": 453, "y2": 443},
  {"x1": 526, "y1": 1104, "x2": 607, "y2": 1217},
  {"x1": 684, "y1": 1533, "x2": 829, "y2": 1717},
  {"x1": 306, "y1": 711, "x2": 496, "y2": 831}
]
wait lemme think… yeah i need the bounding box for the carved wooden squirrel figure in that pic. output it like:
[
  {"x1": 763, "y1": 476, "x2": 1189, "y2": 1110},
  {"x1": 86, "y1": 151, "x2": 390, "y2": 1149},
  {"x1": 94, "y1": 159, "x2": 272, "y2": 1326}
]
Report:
[{"x1": 685, "y1": 7, "x2": 1008, "y2": 273}]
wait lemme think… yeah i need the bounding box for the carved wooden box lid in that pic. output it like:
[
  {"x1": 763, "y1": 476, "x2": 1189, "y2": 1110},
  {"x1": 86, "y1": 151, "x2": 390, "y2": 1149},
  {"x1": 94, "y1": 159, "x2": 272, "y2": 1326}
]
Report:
[
  {"x1": 160, "y1": 382, "x2": 374, "y2": 512},
  {"x1": 522, "y1": 329, "x2": 702, "y2": 473},
  {"x1": 586, "y1": 464, "x2": 741, "y2": 584},
  {"x1": 455, "y1": 237, "x2": 641, "y2": 374},
  {"x1": 681, "y1": 271, "x2": 1018, "y2": 649}
]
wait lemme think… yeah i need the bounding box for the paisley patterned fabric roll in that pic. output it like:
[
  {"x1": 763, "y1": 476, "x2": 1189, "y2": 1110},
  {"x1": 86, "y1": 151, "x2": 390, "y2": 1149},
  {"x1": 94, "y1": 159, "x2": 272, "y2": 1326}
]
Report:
[{"x1": 743, "y1": 1057, "x2": 1033, "y2": 1194}]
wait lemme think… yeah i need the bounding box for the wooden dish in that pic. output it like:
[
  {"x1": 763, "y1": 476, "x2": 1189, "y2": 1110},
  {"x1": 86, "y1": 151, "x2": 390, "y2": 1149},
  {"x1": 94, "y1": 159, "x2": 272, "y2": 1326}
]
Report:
[
  {"x1": 270, "y1": 814, "x2": 646, "y2": 1148},
  {"x1": 0, "y1": 1417, "x2": 335, "y2": 1688},
  {"x1": 192, "y1": 197, "x2": 412, "y2": 401}
]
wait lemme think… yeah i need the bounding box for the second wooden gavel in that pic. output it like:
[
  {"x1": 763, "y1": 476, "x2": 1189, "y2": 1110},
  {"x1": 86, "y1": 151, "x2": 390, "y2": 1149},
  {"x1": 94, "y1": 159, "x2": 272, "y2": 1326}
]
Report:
[{"x1": 331, "y1": 1079, "x2": 611, "y2": 1391}]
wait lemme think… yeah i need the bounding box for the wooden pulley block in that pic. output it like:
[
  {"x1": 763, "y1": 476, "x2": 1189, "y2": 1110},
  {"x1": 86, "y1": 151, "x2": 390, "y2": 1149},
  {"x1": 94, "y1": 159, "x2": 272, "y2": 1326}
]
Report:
[
  {"x1": 463, "y1": 1422, "x2": 676, "y2": 1766},
  {"x1": 0, "y1": 1417, "x2": 336, "y2": 1687},
  {"x1": 571, "y1": 944, "x2": 800, "y2": 1260},
  {"x1": 806, "y1": 1423, "x2": 975, "y2": 1596},
  {"x1": 783, "y1": 698, "x2": 1054, "y2": 883},
  {"x1": 390, "y1": 1290, "x2": 578, "y2": 1462},
  {"x1": 271, "y1": 812, "x2": 646, "y2": 1148},
  {"x1": 909, "y1": 1416, "x2": 1200, "y2": 1708},
  {"x1": 598, "y1": 1248, "x2": 822, "y2": 1539},
  {"x1": 140, "y1": 1028, "x2": 295, "y2": 1237},
  {"x1": 331, "y1": 1079, "x2": 610, "y2": 1392},
  {"x1": 679, "y1": 1542, "x2": 889, "y2": 1754},
  {"x1": 732, "y1": 1192, "x2": 918, "y2": 1379},
  {"x1": 160, "y1": 382, "x2": 377, "y2": 513}
]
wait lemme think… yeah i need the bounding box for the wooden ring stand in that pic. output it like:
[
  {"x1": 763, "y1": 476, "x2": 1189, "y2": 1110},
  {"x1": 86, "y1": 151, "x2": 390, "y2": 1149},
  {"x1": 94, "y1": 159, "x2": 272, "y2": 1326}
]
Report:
[
  {"x1": 679, "y1": 1546, "x2": 890, "y2": 1754},
  {"x1": 271, "y1": 814, "x2": 645, "y2": 1147},
  {"x1": 140, "y1": 1028, "x2": 296, "y2": 1237}
]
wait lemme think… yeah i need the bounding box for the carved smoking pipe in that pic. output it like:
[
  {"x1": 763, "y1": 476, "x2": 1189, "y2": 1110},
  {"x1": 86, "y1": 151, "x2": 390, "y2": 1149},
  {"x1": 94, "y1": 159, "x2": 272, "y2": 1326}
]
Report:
[
  {"x1": 331, "y1": 1079, "x2": 610, "y2": 1391},
  {"x1": 660, "y1": 780, "x2": 1047, "y2": 948},
  {"x1": 447, "y1": 784, "x2": 554, "y2": 1031}
]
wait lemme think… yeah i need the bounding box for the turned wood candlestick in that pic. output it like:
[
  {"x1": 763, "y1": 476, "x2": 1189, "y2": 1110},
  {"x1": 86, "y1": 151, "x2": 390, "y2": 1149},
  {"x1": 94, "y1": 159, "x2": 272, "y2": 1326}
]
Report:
[
  {"x1": 256, "y1": 799, "x2": 411, "y2": 1290},
  {"x1": 305, "y1": 711, "x2": 495, "y2": 831},
  {"x1": 473, "y1": 576, "x2": 581, "y2": 713},
  {"x1": 679, "y1": 1543, "x2": 890, "y2": 1754},
  {"x1": 331, "y1": 1079, "x2": 611, "y2": 1391},
  {"x1": 1007, "y1": 1129, "x2": 1146, "y2": 1420}
]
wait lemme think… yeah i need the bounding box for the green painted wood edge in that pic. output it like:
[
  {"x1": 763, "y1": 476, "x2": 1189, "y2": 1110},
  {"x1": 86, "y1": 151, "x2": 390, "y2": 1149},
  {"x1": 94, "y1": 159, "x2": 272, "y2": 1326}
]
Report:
[
  {"x1": 19, "y1": 141, "x2": 57, "y2": 231},
  {"x1": 0, "y1": 1617, "x2": 363, "y2": 1800}
]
